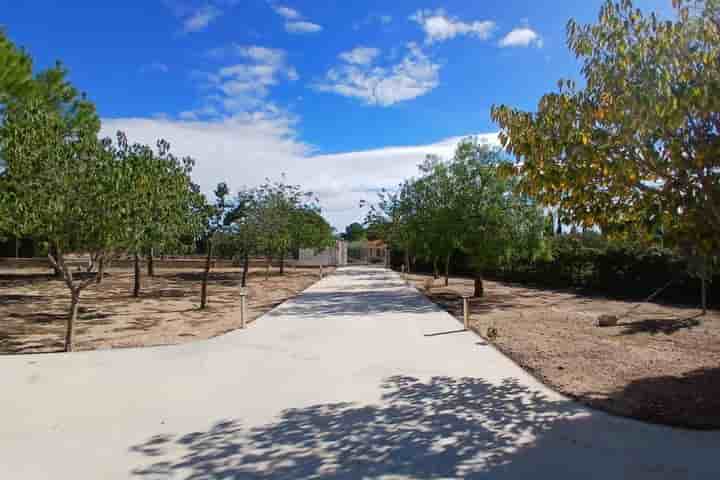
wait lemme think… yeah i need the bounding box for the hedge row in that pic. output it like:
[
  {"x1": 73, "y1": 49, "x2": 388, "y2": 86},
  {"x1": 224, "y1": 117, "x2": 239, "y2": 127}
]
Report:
[{"x1": 399, "y1": 235, "x2": 717, "y2": 308}]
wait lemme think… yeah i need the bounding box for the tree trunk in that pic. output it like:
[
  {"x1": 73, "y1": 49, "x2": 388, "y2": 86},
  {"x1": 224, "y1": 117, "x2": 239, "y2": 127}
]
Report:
[
  {"x1": 266, "y1": 256, "x2": 271, "y2": 280},
  {"x1": 444, "y1": 253, "x2": 451, "y2": 287},
  {"x1": 49, "y1": 244, "x2": 62, "y2": 278},
  {"x1": 65, "y1": 290, "x2": 80, "y2": 352},
  {"x1": 147, "y1": 249, "x2": 155, "y2": 277},
  {"x1": 433, "y1": 257, "x2": 439, "y2": 279},
  {"x1": 133, "y1": 253, "x2": 141, "y2": 298},
  {"x1": 404, "y1": 251, "x2": 410, "y2": 274},
  {"x1": 279, "y1": 254, "x2": 285, "y2": 275},
  {"x1": 474, "y1": 271, "x2": 484, "y2": 298},
  {"x1": 701, "y1": 276, "x2": 707, "y2": 315},
  {"x1": 96, "y1": 256, "x2": 106, "y2": 284},
  {"x1": 241, "y1": 252, "x2": 250, "y2": 288},
  {"x1": 200, "y1": 241, "x2": 213, "y2": 310}
]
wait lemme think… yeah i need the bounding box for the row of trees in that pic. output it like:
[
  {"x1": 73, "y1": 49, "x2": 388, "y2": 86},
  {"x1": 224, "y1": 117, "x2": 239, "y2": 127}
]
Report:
[
  {"x1": 365, "y1": 140, "x2": 547, "y2": 297},
  {"x1": 0, "y1": 31, "x2": 334, "y2": 351},
  {"x1": 367, "y1": 0, "x2": 718, "y2": 310}
]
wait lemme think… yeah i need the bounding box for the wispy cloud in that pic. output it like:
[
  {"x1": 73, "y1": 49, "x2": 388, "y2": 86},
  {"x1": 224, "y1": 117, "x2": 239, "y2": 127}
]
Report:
[
  {"x1": 272, "y1": 5, "x2": 301, "y2": 20},
  {"x1": 499, "y1": 27, "x2": 543, "y2": 48},
  {"x1": 189, "y1": 44, "x2": 298, "y2": 118},
  {"x1": 269, "y1": 3, "x2": 323, "y2": 34},
  {"x1": 411, "y1": 9, "x2": 495, "y2": 44},
  {"x1": 183, "y1": 5, "x2": 222, "y2": 33},
  {"x1": 285, "y1": 21, "x2": 322, "y2": 33},
  {"x1": 339, "y1": 47, "x2": 380, "y2": 66},
  {"x1": 314, "y1": 43, "x2": 440, "y2": 107}
]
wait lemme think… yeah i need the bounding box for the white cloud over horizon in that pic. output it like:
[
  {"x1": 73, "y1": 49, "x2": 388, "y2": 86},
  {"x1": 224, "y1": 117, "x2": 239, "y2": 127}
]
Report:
[
  {"x1": 411, "y1": 9, "x2": 495, "y2": 44},
  {"x1": 499, "y1": 27, "x2": 543, "y2": 48},
  {"x1": 314, "y1": 43, "x2": 440, "y2": 107},
  {"x1": 100, "y1": 115, "x2": 499, "y2": 229}
]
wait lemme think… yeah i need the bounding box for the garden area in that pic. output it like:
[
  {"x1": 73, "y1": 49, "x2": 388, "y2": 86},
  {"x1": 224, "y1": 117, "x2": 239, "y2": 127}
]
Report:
[
  {"x1": 0, "y1": 261, "x2": 330, "y2": 354},
  {"x1": 407, "y1": 273, "x2": 720, "y2": 429}
]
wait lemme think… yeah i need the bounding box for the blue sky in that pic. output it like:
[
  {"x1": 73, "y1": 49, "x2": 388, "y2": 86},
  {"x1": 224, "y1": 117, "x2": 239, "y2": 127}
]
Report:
[{"x1": 1, "y1": 0, "x2": 674, "y2": 227}]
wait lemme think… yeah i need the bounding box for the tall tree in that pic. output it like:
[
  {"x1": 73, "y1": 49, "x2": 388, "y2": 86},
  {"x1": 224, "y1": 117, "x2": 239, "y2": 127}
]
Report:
[
  {"x1": 491, "y1": 0, "x2": 720, "y2": 307},
  {"x1": 0, "y1": 100, "x2": 118, "y2": 351},
  {"x1": 199, "y1": 183, "x2": 230, "y2": 310}
]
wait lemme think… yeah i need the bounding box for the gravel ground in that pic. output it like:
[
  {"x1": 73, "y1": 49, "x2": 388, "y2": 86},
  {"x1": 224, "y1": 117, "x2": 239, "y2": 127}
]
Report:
[{"x1": 408, "y1": 273, "x2": 720, "y2": 429}]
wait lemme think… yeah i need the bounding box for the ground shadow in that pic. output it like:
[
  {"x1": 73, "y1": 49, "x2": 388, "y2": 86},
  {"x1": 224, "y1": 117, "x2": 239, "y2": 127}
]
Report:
[
  {"x1": 269, "y1": 289, "x2": 437, "y2": 317},
  {"x1": 618, "y1": 315, "x2": 703, "y2": 336},
  {"x1": 594, "y1": 366, "x2": 720, "y2": 430},
  {"x1": 129, "y1": 375, "x2": 720, "y2": 479},
  {"x1": 130, "y1": 375, "x2": 588, "y2": 479}
]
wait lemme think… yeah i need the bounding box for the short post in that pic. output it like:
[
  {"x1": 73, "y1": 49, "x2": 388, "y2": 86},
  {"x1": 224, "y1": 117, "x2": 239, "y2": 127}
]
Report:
[
  {"x1": 319, "y1": 264, "x2": 324, "y2": 279},
  {"x1": 239, "y1": 287, "x2": 248, "y2": 329},
  {"x1": 462, "y1": 295, "x2": 470, "y2": 330}
]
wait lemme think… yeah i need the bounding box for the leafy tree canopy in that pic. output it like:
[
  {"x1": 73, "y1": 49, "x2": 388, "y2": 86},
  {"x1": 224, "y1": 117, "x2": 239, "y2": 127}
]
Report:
[{"x1": 492, "y1": 0, "x2": 720, "y2": 257}]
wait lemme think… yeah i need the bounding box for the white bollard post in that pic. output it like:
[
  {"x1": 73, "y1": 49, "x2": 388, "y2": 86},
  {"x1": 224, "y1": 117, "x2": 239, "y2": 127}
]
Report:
[
  {"x1": 463, "y1": 295, "x2": 470, "y2": 330},
  {"x1": 240, "y1": 288, "x2": 248, "y2": 329}
]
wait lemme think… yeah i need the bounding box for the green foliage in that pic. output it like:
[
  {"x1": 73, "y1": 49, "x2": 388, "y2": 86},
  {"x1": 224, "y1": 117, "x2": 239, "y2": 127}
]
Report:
[
  {"x1": 0, "y1": 30, "x2": 33, "y2": 107},
  {"x1": 491, "y1": 0, "x2": 720, "y2": 257},
  {"x1": 366, "y1": 138, "x2": 548, "y2": 279},
  {"x1": 218, "y1": 178, "x2": 334, "y2": 265},
  {"x1": 342, "y1": 222, "x2": 367, "y2": 242},
  {"x1": 485, "y1": 234, "x2": 718, "y2": 306},
  {"x1": 107, "y1": 132, "x2": 205, "y2": 258}
]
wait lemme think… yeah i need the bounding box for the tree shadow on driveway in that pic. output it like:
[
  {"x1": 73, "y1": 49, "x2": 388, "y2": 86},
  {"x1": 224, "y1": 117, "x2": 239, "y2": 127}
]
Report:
[{"x1": 129, "y1": 375, "x2": 720, "y2": 479}]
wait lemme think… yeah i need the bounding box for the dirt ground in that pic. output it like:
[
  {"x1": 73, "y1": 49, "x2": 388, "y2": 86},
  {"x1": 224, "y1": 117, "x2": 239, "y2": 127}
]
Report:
[
  {"x1": 407, "y1": 273, "x2": 720, "y2": 430},
  {"x1": 0, "y1": 265, "x2": 331, "y2": 355}
]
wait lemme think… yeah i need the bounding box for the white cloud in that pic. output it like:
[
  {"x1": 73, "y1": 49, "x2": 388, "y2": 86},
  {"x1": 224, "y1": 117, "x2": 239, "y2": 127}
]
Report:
[
  {"x1": 272, "y1": 5, "x2": 301, "y2": 20},
  {"x1": 191, "y1": 45, "x2": 298, "y2": 118},
  {"x1": 499, "y1": 27, "x2": 543, "y2": 48},
  {"x1": 285, "y1": 21, "x2": 323, "y2": 33},
  {"x1": 411, "y1": 9, "x2": 495, "y2": 44},
  {"x1": 339, "y1": 47, "x2": 380, "y2": 66},
  {"x1": 268, "y1": 3, "x2": 323, "y2": 34},
  {"x1": 183, "y1": 5, "x2": 222, "y2": 33},
  {"x1": 314, "y1": 43, "x2": 440, "y2": 107},
  {"x1": 102, "y1": 113, "x2": 499, "y2": 228}
]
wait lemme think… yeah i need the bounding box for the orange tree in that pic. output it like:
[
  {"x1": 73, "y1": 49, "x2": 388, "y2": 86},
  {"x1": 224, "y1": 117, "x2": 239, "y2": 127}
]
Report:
[{"x1": 492, "y1": 0, "x2": 720, "y2": 308}]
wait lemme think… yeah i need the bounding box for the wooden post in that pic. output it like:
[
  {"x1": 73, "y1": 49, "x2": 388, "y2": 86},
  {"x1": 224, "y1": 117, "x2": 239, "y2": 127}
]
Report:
[
  {"x1": 463, "y1": 296, "x2": 470, "y2": 330},
  {"x1": 239, "y1": 288, "x2": 248, "y2": 329},
  {"x1": 319, "y1": 264, "x2": 324, "y2": 279}
]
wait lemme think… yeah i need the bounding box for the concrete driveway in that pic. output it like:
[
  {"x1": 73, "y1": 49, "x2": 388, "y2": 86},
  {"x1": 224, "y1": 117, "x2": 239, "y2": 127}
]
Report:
[{"x1": 1, "y1": 266, "x2": 718, "y2": 479}]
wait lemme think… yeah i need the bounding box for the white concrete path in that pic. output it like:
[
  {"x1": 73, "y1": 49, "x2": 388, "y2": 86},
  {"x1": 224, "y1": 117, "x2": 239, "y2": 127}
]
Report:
[{"x1": 1, "y1": 266, "x2": 719, "y2": 479}]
